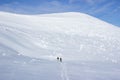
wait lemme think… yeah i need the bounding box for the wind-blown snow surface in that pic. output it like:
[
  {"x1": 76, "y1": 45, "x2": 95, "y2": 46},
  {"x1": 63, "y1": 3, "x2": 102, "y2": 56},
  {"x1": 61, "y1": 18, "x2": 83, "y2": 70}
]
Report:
[{"x1": 0, "y1": 12, "x2": 120, "y2": 80}]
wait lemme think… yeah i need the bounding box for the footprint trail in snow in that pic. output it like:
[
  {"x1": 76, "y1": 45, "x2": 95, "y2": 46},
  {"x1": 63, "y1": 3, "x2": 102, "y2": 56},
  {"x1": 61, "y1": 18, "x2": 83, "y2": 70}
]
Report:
[{"x1": 60, "y1": 62, "x2": 69, "y2": 80}]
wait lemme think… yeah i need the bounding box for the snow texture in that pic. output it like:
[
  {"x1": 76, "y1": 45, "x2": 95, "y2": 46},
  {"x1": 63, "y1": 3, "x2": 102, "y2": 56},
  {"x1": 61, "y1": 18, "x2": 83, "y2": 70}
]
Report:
[{"x1": 0, "y1": 12, "x2": 120, "y2": 80}]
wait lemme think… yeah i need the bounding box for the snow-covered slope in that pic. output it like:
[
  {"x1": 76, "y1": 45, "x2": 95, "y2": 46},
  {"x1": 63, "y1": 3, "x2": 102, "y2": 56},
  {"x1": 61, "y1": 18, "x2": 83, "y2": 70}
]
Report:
[{"x1": 0, "y1": 12, "x2": 120, "y2": 80}]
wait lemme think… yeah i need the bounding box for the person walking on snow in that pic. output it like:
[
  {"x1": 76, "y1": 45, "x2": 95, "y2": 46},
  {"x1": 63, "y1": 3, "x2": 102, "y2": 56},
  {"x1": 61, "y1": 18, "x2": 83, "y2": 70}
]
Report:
[
  {"x1": 60, "y1": 57, "x2": 62, "y2": 62},
  {"x1": 57, "y1": 57, "x2": 62, "y2": 62}
]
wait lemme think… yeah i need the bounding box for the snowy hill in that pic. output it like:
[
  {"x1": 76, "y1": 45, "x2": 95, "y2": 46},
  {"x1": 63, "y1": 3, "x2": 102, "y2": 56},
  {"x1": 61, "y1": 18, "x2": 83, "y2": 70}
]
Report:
[{"x1": 0, "y1": 12, "x2": 120, "y2": 80}]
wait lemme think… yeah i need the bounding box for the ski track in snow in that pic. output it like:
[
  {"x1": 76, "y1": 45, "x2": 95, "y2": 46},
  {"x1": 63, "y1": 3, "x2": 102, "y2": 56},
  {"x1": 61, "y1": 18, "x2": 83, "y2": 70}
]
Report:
[{"x1": 61, "y1": 62, "x2": 69, "y2": 80}]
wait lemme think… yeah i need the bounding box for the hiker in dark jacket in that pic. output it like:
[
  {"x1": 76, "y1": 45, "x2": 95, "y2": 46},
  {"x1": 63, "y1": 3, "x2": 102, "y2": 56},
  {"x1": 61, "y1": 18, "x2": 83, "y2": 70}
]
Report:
[
  {"x1": 60, "y1": 57, "x2": 62, "y2": 62},
  {"x1": 56, "y1": 57, "x2": 62, "y2": 62},
  {"x1": 57, "y1": 57, "x2": 59, "y2": 60}
]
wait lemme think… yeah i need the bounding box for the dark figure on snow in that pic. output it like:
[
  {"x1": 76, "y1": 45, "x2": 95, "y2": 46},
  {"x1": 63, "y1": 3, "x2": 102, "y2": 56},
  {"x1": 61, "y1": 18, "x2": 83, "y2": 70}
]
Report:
[
  {"x1": 60, "y1": 57, "x2": 62, "y2": 62},
  {"x1": 56, "y1": 57, "x2": 62, "y2": 62},
  {"x1": 57, "y1": 57, "x2": 59, "y2": 60}
]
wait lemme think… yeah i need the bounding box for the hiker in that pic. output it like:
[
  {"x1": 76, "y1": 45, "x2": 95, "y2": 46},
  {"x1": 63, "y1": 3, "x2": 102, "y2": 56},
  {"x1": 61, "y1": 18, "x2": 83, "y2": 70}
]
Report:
[
  {"x1": 57, "y1": 57, "x2": 59, "y2": 60},
  {"x1": 60, "y1": 57, "x2": 62, "y2": 62},
  {"x1": 56, "y1": 57, "x2": 62, "y2": 62}
]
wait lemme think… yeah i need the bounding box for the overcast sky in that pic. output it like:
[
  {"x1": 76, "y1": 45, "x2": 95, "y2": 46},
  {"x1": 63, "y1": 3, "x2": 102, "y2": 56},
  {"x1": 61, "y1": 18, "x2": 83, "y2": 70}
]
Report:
[{"x1": 0, "y1": 0, "x2": 120, "y2": 27}]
